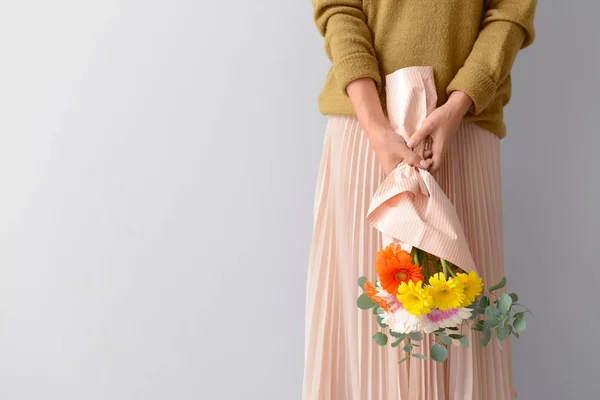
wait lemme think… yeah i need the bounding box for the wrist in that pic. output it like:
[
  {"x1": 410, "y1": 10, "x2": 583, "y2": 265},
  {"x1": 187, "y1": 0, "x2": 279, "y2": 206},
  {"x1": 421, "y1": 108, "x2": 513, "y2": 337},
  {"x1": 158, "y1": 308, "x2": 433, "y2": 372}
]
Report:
[
  {"x1": 447, "y1": 91, "x2": 473, "y2": 117},
  {"x1": 367, "y1": 125, "x2": 393, "y2": 150},
  {"x1": 358, "y1": 114, "x2": 392, "y2": 145}
]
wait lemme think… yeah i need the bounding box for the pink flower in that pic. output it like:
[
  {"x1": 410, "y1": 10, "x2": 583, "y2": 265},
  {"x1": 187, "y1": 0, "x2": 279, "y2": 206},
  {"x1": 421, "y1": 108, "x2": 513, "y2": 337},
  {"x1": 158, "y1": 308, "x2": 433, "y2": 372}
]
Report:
[{"x1": 419, "y1": 308, "x2": 472, "y2": 334}]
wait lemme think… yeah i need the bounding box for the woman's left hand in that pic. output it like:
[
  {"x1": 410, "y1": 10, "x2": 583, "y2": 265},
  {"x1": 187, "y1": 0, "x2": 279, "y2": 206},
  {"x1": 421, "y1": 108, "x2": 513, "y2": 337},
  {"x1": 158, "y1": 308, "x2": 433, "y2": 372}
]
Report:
[{"x1": 406, "y1": 91, "x2": 473, "y2": 173}]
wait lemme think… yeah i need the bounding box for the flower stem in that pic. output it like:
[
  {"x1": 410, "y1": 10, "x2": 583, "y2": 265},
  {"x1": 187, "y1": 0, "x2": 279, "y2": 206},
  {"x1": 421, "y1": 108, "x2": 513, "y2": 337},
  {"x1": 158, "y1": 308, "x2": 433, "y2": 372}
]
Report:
[
  {"x1": 421, "y1": 250, "x2": 430, "y2": 279},
  {"x1": 440, "y1": 259, "x2": 456, "y2": 278},
  {"x1": 430, "y1": 256, "x2": 440, "y2": 275},
  {"x1": 413, "y1": 249, "x2": 420, "y2": 265},
  {"x1": 441, "y1": 259, "x2": 448, "y2": 279}
]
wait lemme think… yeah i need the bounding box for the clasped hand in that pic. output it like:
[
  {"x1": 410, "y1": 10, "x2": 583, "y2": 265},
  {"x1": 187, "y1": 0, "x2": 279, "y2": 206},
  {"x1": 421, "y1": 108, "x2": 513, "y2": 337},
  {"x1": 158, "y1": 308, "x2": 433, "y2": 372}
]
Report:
[{"x1": 371, "y1": 91, "x2": 473, "y2": 175}]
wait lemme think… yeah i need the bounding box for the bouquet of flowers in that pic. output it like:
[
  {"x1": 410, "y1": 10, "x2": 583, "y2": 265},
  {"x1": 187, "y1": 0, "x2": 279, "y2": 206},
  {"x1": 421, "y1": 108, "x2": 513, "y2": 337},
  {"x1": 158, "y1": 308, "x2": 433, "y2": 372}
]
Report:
[
  {"x1": 357, "y1": 244, "x2": 529, "y2": 363},
  {"x1": 357, "y1": 66, "x2": 530, "y2": 363}
]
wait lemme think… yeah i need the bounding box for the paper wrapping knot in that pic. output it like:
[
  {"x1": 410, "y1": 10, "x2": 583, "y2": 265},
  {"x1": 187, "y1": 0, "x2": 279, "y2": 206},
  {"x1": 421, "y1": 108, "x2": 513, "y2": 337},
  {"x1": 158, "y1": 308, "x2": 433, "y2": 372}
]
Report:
[{"x1": 366, "y1": 66, "x2": 477, "y2": 273}]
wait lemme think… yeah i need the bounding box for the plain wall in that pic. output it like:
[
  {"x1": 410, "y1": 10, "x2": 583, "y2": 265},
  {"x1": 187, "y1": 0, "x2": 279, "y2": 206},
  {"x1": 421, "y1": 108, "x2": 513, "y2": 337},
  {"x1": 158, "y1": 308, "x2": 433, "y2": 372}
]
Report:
[
  {"x1": 0, "y1": 1, "x2": 597, "y2": 399},
  {"x1": 502, "y1": 2, "x2": 600, "y2": 399}
]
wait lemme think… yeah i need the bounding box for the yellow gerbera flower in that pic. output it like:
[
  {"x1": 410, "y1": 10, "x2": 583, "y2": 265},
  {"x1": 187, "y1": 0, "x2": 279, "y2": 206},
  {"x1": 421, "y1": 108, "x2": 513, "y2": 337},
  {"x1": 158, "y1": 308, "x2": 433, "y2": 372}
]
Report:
[
  {"x1": 456, "y1": 271, "x2": 484, "y2": 307},
  {"x1": 397, "y1": 280, "x2": 433, "y2": 317},
  {"x1": 428, "y1": 273, "x2": 465, "y2": 310}
]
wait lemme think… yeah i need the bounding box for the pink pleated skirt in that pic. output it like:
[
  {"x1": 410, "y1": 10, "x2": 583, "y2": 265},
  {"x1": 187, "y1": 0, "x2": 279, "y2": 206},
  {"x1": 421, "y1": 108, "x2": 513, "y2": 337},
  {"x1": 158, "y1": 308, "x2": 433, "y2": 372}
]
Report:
[{"x1": 302, "y1": 115, "x2": 516, "y2": 400}]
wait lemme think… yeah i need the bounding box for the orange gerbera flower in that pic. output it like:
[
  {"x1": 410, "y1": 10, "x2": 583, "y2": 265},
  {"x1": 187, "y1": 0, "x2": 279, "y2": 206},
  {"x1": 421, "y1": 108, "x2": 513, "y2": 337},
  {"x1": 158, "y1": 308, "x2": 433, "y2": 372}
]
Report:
[
  {"x1": 375, "y1": 244, "x2": 424, "y2": 295},
  {"x1": 364, "y1": 280, "x2": 391, "y2": 312},
  {"x1": 376, "y1": 298, "x2": 391, "y2": 312},
  {"x1": 364, "y1": 281, "x2": 379, "y2": 300}
]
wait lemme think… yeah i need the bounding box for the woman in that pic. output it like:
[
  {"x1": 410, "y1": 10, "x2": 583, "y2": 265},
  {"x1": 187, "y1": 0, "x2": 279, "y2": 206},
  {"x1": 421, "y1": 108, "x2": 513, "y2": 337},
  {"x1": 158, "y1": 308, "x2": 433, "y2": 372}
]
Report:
[{"x1": 303, "y1": 1, "x2": 537, "y2": 399}]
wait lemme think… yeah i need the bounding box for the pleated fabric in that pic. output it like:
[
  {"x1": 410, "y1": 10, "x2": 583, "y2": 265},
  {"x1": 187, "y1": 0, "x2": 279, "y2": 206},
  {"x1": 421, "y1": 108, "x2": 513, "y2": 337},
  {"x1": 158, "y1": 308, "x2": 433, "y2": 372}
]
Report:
[{"x1": 302, "y1": 115, "x2": 516, "y2": 400}]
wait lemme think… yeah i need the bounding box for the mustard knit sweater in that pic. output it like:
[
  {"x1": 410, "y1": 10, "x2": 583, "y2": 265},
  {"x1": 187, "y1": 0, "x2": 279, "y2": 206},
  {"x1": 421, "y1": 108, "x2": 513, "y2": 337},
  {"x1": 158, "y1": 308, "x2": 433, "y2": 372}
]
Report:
[{"x1": 313, "y1": 0, "x2": 537, "y2": 138}]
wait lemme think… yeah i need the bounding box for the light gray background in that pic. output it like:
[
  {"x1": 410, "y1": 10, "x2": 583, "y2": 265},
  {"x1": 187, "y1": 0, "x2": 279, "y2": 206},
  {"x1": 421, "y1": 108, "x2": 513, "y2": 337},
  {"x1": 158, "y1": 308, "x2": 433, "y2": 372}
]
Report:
[{"x1": 0, "y1": 1, "x2": 597, "y2": 399}]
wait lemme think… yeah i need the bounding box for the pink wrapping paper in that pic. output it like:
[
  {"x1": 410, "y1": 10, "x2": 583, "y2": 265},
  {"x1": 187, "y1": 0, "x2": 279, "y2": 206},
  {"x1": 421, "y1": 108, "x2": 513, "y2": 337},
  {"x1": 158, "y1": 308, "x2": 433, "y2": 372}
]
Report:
[{"x1": 366, "y1": 66, "x2": 477, "y2": 273}]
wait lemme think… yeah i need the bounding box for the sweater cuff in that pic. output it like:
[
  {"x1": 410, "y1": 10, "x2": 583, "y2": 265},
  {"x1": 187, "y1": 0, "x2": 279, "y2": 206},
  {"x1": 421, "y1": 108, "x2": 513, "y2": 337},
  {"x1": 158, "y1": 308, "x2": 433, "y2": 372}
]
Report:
[
  {"x1": 446, "y1": 66, "x2": 497, "y2": 115},
  {"x1": 334, "y1": 53, "x2": 383, "y2": 96}
]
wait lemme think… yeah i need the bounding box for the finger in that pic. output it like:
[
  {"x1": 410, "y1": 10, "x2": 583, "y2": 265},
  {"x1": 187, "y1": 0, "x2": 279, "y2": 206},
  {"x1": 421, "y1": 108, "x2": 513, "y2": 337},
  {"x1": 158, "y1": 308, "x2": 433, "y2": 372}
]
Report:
[
  {"x1": 400, "y1": 146, "x2": 430, "y2": 169},
  {"x1": 406, "y1": 121, "x2": 433, "y2": 148},
  {"x1": 429, "y1": 141, "x2": 446, "y2": 173},
  {"x1": 423, "y1": 149, "x2": 433, "y2": 159}
]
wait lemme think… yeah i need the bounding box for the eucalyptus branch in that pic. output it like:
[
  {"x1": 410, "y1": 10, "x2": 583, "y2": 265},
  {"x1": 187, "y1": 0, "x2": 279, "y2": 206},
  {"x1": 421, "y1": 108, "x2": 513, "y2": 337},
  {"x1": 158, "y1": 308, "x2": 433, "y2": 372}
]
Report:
[{"x1": 512, "y1": 303, "x2": 533, "y2": 315}]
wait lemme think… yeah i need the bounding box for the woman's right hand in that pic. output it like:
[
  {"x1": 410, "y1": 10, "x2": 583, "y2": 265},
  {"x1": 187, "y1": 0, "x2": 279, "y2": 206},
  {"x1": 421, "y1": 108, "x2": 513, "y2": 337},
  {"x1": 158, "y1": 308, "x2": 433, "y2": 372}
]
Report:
[{"x1": 369, "y1": 125, "x2": 433, "y2": 175}]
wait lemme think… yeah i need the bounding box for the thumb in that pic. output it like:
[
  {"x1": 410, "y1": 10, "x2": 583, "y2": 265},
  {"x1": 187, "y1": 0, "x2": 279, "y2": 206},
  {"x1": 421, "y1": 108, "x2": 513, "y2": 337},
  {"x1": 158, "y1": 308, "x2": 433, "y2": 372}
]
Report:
[{"x1": 406, "y1": 122, "x2": 432, "y2": 148}]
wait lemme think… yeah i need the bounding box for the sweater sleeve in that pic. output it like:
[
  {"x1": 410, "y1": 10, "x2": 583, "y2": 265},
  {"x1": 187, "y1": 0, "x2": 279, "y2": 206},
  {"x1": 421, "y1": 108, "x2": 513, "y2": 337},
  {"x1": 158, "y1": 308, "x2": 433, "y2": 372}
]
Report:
[
  {"x1": 313, "y1": 0, "x2": 382, "y2": 96},
  {"x1": 446, "y1": 0, "x2": 537, "y2": 115}
]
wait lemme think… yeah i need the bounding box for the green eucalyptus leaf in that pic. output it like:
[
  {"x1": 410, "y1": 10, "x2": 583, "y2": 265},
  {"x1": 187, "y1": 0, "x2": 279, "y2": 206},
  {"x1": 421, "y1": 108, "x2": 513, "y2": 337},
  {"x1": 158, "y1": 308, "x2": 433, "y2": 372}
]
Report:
[
  {"x1": 512, "y1": 331, "x2": 520, "y2": 339},
  {"x1": 496, "y1": 324, "x2": 511, "y2": 340},
  {"x1": 498, "y1": 293, "x2": 513, "y2": 314},
  {"x1": 459, "y1": 336, "x2": 470, "y2": 347},
  {"x1": 446, "y1": 326, "x2": 459, "y2": 331},
  {"x1": 488, "y1": 276, "x2": 507, "y2": 292},
  {"x1": 408, "y1": 332, "x2": 423, "y2": 341},
  {"x1": 398, "y1": 356, "x2": 410, "y2": 364},
  {"x1": 484, "y1": 319, "x2": 501, "y2": 329},
  {"x1": 514, "y1": 314, "x2": 526, "y2": 333},
  {"x1": 391, "y1": 338, "x2": 403, "y2": 348},
  {"x1": 430, "y1": 343, "x2": 448, "y2": 362},
  {"x1": 485, "y1": 305, "x2": 502, "y2": 320},
  {"x1": 474, "y1": 320, "x2": 485, "y2": 331},
  {"x1": 449, "y1": 334, "x2": 464, "y2": 340},
  {"x1": 509, "y1": 293, "x2": 519, "y2": 303},
  {"x1": 481, "y1": 329, "x2": 492, "y2": 347},
  {"x1": 373, "y1": 332, "x2": 388, "y2": 346},
  {"x1": 357, "y1": 293, "x2": 377, "y2": 310},
  {"x1": 403, "y1": 343, "x2": 414, "y2": 353},
  {"x1": 479, "y1": 296, "x2": 490, "y2": 309},
  {"x1": 376, "y1": 316, "x2": 387, "y2": 329},
  {"x1": 390, "y1": 331, "x2": 407, "y2": 340},
  {"x1": 357, "y1": 277, "x2": 368, "y2": 289},
  {"x1": 411, "y1": 353, "x2": 428, "y2": 360},
  {"x1": 373, "y1": 307, "x2": 380, "y2": 315},
  {"x1": 440, "y1": 335, "x2": 453, "y2": 345}
]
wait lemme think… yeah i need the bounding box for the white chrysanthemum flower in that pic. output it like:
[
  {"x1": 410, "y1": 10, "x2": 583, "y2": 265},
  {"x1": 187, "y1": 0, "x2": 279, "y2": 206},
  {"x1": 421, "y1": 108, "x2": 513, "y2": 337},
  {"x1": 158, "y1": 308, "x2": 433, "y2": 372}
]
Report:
[
  {"x1": 419, "y1": 308, "x2": 472, "y2": 334},
  {"x1": 381, "y1": 306, "x2": 421, "y2": 334}
]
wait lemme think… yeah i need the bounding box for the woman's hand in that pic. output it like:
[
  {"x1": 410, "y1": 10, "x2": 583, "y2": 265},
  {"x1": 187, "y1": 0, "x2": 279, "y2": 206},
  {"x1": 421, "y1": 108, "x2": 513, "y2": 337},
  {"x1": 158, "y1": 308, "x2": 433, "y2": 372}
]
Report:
[
  {"x1": 346, "y1": 78, "x2": 431, "y2": 176},
  {"x1": 369, "y1": 125, "x2": 432, "y2": 175},
  {"x1": 406, "y1": 91, "x2": 473, "y2": 172}
]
